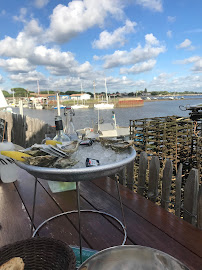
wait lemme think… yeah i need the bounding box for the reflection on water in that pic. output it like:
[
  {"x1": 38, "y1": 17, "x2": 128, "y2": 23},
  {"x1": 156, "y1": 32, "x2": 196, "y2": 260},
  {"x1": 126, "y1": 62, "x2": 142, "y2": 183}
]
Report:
[{"x1": 12, "y1": 97, "x2": 202, "y2": 129}]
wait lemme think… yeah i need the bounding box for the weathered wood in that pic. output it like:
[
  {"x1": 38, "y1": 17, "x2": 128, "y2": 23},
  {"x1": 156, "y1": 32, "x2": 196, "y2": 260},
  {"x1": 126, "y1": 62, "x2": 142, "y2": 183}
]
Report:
[
  {"x1": 197, "y1": 184, "x2": 202, "y2": 229},
  {"x1": 175, "y1": 163, "x2": 182, "y2": 217},
  {"x1": 183, "y1": 169, "x2": 199, "y2": 226},
  {"x1": 0, "y1": 181, "x2": 31, "y2": 247},
  {"x1": 126, "y1": 159, "x2": 134, "y2": 190},
  {"x1": 161, "y1": 159, "x2": 173, "y2": 210},
  {"x1": 137, "y1": 151, "x2": 148, "y2": 196},
  {"x1": 148, "y1": 156, "x2": 160, "y2": 202},
  {"x1": 0, "y1": 112, "x2": 55, "y2": 147}
]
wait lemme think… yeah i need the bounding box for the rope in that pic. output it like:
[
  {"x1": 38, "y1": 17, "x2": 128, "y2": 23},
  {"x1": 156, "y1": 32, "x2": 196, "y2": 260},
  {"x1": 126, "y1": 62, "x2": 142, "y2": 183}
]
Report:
[{"x1": 193, "y1": 121, "x2": 199, "y2": 137}]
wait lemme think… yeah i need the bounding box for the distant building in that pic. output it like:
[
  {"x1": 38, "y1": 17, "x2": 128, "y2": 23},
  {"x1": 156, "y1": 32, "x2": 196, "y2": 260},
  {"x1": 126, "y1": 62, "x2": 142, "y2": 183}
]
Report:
[{"x1": 70, "y1": 93, "x2": 91, "y2": 100}]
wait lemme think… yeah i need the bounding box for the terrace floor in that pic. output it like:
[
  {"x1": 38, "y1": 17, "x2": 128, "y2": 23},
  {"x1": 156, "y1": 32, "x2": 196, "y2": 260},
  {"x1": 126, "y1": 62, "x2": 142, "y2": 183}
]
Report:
[{"x1": 0, "y1": 169, "x2": 201, "y2": 269}]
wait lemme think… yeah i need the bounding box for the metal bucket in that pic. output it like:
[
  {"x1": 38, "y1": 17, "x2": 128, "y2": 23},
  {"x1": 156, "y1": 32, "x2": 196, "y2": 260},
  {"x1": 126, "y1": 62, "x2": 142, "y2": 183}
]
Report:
[
  {"x1": 78, "y1": 245, "x2": 189, "y2": 270},
  {"x1": 15, "y1": 147, "x2": 136, "y2": 182}
]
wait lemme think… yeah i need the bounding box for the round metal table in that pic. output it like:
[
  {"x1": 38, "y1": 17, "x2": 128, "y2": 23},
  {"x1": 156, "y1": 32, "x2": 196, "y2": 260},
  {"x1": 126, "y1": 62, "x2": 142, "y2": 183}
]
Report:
[{"x1": 16, "y1": 147, "x2": 136, "y2": 264}]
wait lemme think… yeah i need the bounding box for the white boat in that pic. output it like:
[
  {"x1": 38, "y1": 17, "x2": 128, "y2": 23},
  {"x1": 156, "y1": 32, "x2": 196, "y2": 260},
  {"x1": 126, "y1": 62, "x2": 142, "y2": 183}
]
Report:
[
  {"x1": 94, "y1": 79, "x2": 114, "y2": 110},
  {"x1": 71, "y1": 83, "x2": 90, "y2": 109},
  {"x1": 0, "y1": 89, "x2": 13, "y2": 112},
  {"x1": 76, "y1": 111, "x2": 129, "y2": 139},
  {"x1": 94, "y1": 103, "x2": 114, "y2": 110},
  {"x1": 71, "y1": 104, "x2": 89, "y2": 109},
  {"x1": 35, "y1": 103, "x2": 43, "y2": 110}
]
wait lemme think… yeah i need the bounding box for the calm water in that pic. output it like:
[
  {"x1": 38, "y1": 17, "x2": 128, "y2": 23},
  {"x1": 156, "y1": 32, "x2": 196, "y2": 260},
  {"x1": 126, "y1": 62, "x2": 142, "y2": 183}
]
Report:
[{"x1": 13, "y1": 96, "x2": 202, "y2": 129}]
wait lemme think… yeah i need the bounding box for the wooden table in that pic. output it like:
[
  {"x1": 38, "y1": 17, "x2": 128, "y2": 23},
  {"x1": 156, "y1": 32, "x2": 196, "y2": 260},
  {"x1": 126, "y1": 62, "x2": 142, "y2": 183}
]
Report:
[{"x1": 0, "y1": 169, "x2": 201, "y2": 269}]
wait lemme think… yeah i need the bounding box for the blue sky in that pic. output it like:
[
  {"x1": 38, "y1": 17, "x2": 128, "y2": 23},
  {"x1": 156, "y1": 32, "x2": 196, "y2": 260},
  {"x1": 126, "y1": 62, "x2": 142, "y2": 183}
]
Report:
[{"x1": 0, "y1": 0, "x2": 202, "y2": 93}]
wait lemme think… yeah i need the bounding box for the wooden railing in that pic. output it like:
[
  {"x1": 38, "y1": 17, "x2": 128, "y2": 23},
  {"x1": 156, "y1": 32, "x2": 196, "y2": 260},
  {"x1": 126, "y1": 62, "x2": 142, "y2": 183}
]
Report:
[
  {"x1": 0, "y1": 112, "x2": 55, "y2": 147},
  {"x1": 126, "y1": 151, "x2": 202, "y2": 229}
]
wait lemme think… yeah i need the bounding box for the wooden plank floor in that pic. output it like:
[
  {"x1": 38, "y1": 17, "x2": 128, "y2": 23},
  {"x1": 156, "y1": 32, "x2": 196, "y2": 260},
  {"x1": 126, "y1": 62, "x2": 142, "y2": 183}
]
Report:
[{"x1": 0, "y1": 169, "x2": 201, "y2": 270}]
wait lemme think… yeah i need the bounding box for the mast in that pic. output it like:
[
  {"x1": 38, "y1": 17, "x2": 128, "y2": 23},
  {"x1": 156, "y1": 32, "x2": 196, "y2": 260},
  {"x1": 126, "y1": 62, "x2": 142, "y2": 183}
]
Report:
[
  {"x1": 105, "y1": 78, "x2": 108, "y2": 103},
  {"x1": 93, "y1": 81, "x2": 96, "y2": 100},
  {"x1": 37, "y1": 80, "x2": 40, "y2": 96}
]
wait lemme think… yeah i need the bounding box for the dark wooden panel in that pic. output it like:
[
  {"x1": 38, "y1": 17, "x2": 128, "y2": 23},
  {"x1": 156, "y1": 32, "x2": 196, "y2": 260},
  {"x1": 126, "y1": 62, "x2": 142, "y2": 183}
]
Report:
[{"x1": 0, "y1": 182, "x2": 30, "y2": 247}]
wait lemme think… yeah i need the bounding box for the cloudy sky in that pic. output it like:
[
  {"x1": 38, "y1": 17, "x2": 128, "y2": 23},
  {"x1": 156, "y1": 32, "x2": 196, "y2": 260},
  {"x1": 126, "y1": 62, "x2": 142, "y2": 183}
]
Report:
[{"x1": 0, "y1": 0, "x2": 202, "y2": 93}]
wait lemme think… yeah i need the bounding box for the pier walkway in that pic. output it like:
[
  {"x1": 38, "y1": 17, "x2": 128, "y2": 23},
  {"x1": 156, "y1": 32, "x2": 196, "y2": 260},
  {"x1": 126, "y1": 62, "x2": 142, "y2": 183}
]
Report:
[{"x1": 0, "y1": 169, "x2": 201, "y2": 269}]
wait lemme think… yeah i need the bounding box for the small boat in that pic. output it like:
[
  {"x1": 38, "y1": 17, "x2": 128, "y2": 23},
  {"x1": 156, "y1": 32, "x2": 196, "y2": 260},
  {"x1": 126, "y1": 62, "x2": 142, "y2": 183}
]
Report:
[
  {"x1": 35, "y1": 103, "x2": 44, "y2": 110},
  {"x1": 71, "y1": 104, "x2": 89, "y2": 109},
  {"x1": 94, "y1": 103, "x2": 114, "y2": 110},
  {"x1": 76, "y1": 111, "x2": 129, "y2": 139},
  {"x1": 94, "y1": 79, "x2": 114, "y2": 110},
  {"x1": 71, "y1": 83, "x2": 89, "y2": 109}
]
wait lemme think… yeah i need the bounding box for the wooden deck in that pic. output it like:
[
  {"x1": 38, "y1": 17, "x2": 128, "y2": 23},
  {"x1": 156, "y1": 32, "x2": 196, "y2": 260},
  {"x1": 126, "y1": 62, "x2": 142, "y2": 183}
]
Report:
[{"x1": 0, "y1": 169, "x2": 201, "y2": 270}]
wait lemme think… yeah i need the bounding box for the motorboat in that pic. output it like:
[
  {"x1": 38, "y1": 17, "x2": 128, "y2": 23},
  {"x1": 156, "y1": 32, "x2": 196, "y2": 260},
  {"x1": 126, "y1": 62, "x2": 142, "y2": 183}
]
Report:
[
  {"x1": 94, "y1": 79, "x2": 114, "y2": 110},
  {"x1": 94, "y1": 103, "x2": 114, "y2": 110},
  {"x1": 71, "y1": 104, "x2": 89, "y2": 109},
  {"x1": 76, "y1": 111, "x2": 129, "y2": 139}
]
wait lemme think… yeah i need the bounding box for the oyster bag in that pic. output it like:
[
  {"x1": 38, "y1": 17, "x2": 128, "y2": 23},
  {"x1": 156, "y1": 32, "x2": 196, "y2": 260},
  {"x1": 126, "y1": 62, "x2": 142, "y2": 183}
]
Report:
[{"x1": 48, "y1": 180, "x2": 76, "y2": 193}]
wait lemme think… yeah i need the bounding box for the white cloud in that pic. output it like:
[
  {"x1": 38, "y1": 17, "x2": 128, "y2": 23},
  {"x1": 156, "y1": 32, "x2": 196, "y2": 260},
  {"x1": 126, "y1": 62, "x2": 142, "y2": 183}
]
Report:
[
  {"x1": 167, "y1": 16, "x2": 176, "y2": 23},
  {"x1": 0, "y1": 33, "x2": 35, "y2": 58},
  {"x1": 101, "y1": 34, "x2": 165, "y2": 69},
  {"x1": 0, "y1": 58, "x2": 34, "y2": 73},
  {"x1": 34, "y1": 0, "x2": 49, "y2": 9},
  {"x1": 192, "y1": 59, "x2": 202, "y2": 72},
  {"x1": 24, "y1": 19, "x2": 44, "y2": 37},
  {"x1": 46, "y1": 0, "x2": 125, "y2": 43},
  {"x1": 176, "y1": 39, "x2": 195, "y2": 50},
  {"x1": 135, "y1": 0, "x2": 163, "y2": 12},
  {"x1": 167, "y1": 30, "x2": 172, "y2": 38},
  {"x1": 92, "y1": 20, "x2": 136, "y2": 49},
  {"x1": 176, "y1": 56, "x2": 202, "y2": 73},
  {"x1": 120, "y1": 59, "x2": 156, "y2": 74},
  {"x1": 145, "y1": 33, "x2": 159, "y2": 45},
  {"x1": 177, "y1": 39, "x2": 191, "y2": 48},
  {"x1": 13, "y1": 8, "x2": 27, "y2": 23},
  {"x1": 149, "y1": 73, "x2": 202, "y2": 92},
  {"x1": 9, "y1": 70, "x2": 46, "y2": 85},
  {"x1": 0, "y1": 10, "x2": 6, "y2": 16}
]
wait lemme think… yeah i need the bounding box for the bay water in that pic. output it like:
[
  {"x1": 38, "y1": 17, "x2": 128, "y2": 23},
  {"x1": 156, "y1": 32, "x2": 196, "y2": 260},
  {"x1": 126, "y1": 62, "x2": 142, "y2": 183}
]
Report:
[{"x1": 12, "y1": 96, "x2": 202, "y2": 129}]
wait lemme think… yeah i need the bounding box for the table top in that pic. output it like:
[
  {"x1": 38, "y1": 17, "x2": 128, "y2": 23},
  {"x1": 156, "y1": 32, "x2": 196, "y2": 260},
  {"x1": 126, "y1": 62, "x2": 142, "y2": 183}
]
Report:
[{"x1": 0, "y1": 169, "x2": 201, "y2": 270}]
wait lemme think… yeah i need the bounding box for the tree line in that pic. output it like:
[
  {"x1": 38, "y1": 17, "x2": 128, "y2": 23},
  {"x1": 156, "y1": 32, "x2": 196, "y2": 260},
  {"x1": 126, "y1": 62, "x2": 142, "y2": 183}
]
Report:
[{"x1": 2, "y1": 88, "x2": 201, "y2": 98}]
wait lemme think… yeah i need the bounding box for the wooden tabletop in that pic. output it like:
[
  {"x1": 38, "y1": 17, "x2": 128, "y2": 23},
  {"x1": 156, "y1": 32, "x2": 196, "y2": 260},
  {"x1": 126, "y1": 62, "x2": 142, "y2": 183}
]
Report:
[{"x1": 0, "y1": 169, "x2": 201, "y2": 270}]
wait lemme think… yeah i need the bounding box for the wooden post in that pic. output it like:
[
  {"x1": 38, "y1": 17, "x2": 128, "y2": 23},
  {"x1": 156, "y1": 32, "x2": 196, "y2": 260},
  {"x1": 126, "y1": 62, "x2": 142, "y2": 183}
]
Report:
[
  {"x1": 183, "y1": 168, "x2": 199, "y2": 226},
  {"x1": 126, "y1": 159, "x2": 134, "y2": 190},
  {"x1": 148, "y1": 156, "x2": 160, "y2": 203},
  {"x1": 197, "y1": 185, "x2": 202, "y2": 229},
  {"x1": 161, "y1": 159, "x2": 173, "y2": 210},
  {"x1": 137, "y1": 151, "x2": 148, "y2": 196},
  {"x1": 175, "y1": 163, "x2": 182, "y2": 217}
]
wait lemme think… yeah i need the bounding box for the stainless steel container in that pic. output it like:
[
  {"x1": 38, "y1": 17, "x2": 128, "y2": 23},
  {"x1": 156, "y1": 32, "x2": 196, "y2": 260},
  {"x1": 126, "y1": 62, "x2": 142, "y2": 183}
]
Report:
[
  {"x1": 78, "y1": 245, "x2": 189, "y2": 270},
  {"x1": 15, "y1": 147, "x2": 136, "y2": 182}
]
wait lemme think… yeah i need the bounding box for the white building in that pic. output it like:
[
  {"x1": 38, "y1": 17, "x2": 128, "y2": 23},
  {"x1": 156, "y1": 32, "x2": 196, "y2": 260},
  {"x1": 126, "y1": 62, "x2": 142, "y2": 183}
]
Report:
[{"x1": 70, "y1": 93, "x2": 91, "y2": 100}]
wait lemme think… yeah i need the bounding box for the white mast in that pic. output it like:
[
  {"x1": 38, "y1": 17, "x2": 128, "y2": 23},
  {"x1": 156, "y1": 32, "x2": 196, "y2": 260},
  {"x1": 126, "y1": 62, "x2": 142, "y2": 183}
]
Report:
[
  {"x1": 37, "y1": 80, "x2": 40, "y2": 95},
  {"x1": 105, "y1": 78, "x2": 108, "y2": 103}
]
